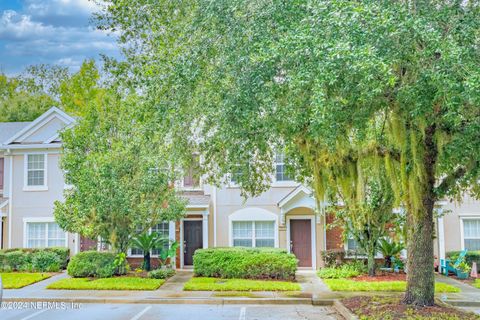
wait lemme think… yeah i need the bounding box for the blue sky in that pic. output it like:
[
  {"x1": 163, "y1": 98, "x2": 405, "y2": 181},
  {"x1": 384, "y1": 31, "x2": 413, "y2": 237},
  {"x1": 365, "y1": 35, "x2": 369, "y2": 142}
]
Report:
[{"x1": 0, "y1": 0, "x2": 121, "y2": 75}]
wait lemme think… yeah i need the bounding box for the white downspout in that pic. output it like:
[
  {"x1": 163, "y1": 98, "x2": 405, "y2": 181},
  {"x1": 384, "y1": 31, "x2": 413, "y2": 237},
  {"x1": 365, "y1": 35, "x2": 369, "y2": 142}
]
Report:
[
  {"x1": 213, "y1": 186, "x2": 217, "y2": 247},
  {"x1": 7, "y1": 150, "x2": 13, "y2": 248}
]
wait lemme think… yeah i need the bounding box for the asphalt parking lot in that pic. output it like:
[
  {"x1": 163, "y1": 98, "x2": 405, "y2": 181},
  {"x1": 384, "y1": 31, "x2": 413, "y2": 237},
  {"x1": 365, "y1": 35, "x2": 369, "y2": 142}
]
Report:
[{"x1": 0, "y1": 303, "x2": 341, "y2": 320}]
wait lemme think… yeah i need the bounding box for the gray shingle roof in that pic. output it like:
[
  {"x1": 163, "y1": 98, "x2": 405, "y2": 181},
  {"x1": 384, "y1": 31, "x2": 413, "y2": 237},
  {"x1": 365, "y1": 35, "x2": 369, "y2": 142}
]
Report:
[
  {"x1": 0, "y1": 122, "x2": 31, "y2": 144},
  {"x1": 181, "y1": 191, "x2": 211, "y2": 207}
]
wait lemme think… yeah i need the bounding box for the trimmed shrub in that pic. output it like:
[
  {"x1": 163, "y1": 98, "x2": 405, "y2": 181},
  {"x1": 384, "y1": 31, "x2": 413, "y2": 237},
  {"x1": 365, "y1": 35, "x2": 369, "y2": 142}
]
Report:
[
  {"x1": 5, "y1": 250, "x2": 31, "y2": 271},
  {"x1": 447, "y1": 251, "x2": 480, "y2": 269},
  {"x1": 321, "y1": 249, "x2": 345, "y2": 267},
  {"x1": 0, "y1": 248, "x2": 70, "y2": 271},
  {"x1": 67, "y1": 251, "x2": 116, "y2": 278},
  {"x1": 43, "y1": 248, "x2": 70, "y2": 269},
  {"x1": 318, "y1": 261, "x2": 367, "y2": 279},
  {"x1": 193, "y1": 247, "x2": 298, "y2": 280},
  {"x1": 148, "y1": 268, "x2": 176, "y2": 279},
  {"x1": 32, "y1": 250, "x2": 62, "y2": 272}
]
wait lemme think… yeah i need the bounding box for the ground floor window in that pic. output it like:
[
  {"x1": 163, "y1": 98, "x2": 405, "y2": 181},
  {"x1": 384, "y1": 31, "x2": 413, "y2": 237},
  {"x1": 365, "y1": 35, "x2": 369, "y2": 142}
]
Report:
[
  {"x1": 463, "y1": 219, "x2": 480, "y2": 251},
  {"x1": 130, "y1": 222, "x2": 170, "y2": 256},
  {"x1": 26, "y1": 222, "x2": 66, "y2": 248},
  {"x1": 232, "y1": 221, "x2": 275, "y2": 248}
]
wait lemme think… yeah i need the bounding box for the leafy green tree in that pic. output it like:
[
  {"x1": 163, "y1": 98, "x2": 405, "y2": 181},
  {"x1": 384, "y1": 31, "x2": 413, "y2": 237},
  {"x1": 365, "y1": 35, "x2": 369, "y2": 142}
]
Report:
[
  {"x1": 97, "y1": 0, "x2": 480, "y2": 305},
  {"x1": 334, "y1": 176, "x2": 396, "y2": 276},
  {"x1": 54, "y1": 93, "x2": 186, "y2": 254},
  {"x1": 1, "y1": 60, "x2": 106, "y2": 122},
  {"x1": 0, "y1": 73, "x2": 56, "y2": 122}
]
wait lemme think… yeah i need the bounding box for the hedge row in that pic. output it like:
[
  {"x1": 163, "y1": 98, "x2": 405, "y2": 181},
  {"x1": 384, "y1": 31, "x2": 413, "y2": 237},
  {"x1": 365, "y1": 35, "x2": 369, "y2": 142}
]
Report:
[
  {"x1": 193, "y1": 247, "x2": 298, "y2": 280},
  {"x1": 447, "y1": 251, "x2": 480, "y2": 267},
  {"x1": 0, "y1": 247, "x2": 70, "y2": 272}
]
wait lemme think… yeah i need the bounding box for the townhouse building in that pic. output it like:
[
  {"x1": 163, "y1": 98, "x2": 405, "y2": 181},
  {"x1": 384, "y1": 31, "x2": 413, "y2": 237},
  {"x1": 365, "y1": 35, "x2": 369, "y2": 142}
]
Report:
[{"x1": 0, "y1": 107, "x2": 479, "y2": 269}]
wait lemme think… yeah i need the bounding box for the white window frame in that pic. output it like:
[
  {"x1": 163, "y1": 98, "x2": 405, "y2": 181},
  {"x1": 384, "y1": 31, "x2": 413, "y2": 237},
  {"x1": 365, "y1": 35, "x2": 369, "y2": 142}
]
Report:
[
  {"x1": 232, "y1": 221, "x2": 276, "y2": 248},
  {"x1": 228, "y1": 208, "x2": 279, "y2": 247},
  {"x1": 23, "y1": 217, "x2": 68, "y2": 248},
  {"x1": 460, "y1": 216, "x2": 480, "y2": 251},
  {"x1": 23, "y1": 153, "x2": 48, "y2": 191},
  {"x1": 128, "y1": 221, "x2": 175, "y2": 258},
  {"x1": 272, "y1": 153, "x2": 298, "y2": 187}
]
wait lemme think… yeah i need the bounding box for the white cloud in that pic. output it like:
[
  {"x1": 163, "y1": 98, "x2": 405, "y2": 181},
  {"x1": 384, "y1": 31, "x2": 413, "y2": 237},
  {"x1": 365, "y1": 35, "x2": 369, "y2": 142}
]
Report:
[
  {"x1": 0, "y1": 10, "x2": 54, "y2": 40},
  {"x1": 0, "y1": 1, "x2": 121, "y2": 75}
]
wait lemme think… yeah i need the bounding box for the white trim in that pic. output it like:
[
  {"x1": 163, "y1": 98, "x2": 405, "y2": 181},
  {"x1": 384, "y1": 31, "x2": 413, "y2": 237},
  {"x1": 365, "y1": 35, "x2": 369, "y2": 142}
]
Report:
[
  {"x1": 0, "y1": 199, "x2": 8, "y2": 211},
  {"x1": 286, "y1": 215, "x2": 316, "y2": 269},
  {"x1": 278, "y1": 185, "x2": 312, "y2": 208},
  {"x1": 1, "y1": 143, "x2": 63, "y2": 150},
  {"x1": 437, "y1": 215, "x2": 446, "y2": 261},
  {"x1": 460, "y1": 215, "x2": 480, "y2": 251},
  {"x1": 22, "y1": 217, "x2": 68, "y2": 248},
  {"x1": 213, "y1": 186, "x2": 217, "y2": 247},
  {"x1": 23, "y1": 153, "x2": 48, "y2": 191},
  {"x1": 228, "y1": 207, "x2": 279, "y2": 248},
  {"x1": 460, "y1": 218, "x2": 465, "y2": 251},
  {"x1": 4, "y1": 107, "x2": 75, "y2": 145},
  {"x1": 8, "y1": 153, "x2": 13, "y2": 248}
]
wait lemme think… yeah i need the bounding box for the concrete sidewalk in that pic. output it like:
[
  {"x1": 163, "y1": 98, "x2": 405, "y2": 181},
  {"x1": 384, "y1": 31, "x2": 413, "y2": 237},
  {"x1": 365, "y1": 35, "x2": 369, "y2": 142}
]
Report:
[
  {"x1": 5, "y1": 270, "x2": 477, "y2": 307},
  {"x1": 2, "y1": 270, "x2": 332, "y2": 305}
]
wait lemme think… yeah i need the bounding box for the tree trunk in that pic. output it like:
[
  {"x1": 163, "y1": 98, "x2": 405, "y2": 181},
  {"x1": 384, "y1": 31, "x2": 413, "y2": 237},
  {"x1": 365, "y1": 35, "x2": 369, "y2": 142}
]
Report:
[
  {"x1": 367, "y1": 250, "x2": 376, "y2": 276},
  {"x1": 143, "y1": 252, "x2": 151, "y2": 271},
  {"x1": 403, "y1": 124, "x2": 437, "y2": 306}
]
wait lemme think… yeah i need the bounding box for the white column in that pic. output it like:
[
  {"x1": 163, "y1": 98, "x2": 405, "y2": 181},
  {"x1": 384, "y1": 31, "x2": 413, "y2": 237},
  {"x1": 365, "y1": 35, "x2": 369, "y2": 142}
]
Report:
[
  {"x1": 438, "y1": 215, "x2": 446, "y2": 262},
  {"x1": 202, "y1": 210, "x2": 209, "y2": 248},
  {"x1": 0, "y1": 217, "x2": 3, "y2": 249}
]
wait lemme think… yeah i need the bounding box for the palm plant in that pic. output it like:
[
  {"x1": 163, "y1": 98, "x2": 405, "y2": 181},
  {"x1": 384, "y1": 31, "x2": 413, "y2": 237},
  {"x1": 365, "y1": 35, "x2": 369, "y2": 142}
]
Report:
[
  {"x1": 379, "y1": 238, "x2": 404, "y2": 268},
  {"x1": 130, "y1": 232, "x2": 164, "y2": 271},
  {"x1": 157, "y1": 240, "x2": 179, "y2": 268}
]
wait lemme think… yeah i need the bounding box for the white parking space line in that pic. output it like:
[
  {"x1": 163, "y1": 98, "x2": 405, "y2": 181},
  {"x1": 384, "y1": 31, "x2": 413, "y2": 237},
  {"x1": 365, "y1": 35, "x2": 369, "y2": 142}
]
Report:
[
  {"x1": 20, "y1": 309, "x2": 48, "y2": 320},
  {"x1": 239, "y1": 307, "x2": 246, "y2": 320},
  {"x1": 130, "y1": 306, "x2": 152, "y2": 320}
]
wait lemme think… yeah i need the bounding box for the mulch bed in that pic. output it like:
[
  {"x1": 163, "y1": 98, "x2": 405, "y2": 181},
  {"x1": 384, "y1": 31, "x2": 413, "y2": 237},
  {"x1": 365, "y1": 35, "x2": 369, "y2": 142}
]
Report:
[
  {"x1": 342, "y1": 296, "x2": 480, "y2": 320},
  {"x1": 352, "y1": 272, "x2": 407, "y2": 282}
]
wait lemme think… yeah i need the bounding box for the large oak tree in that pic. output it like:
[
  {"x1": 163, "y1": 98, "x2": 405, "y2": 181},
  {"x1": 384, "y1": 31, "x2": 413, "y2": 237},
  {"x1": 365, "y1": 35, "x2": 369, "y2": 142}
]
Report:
[{"x1": 97, "y1": 0, "x2": 480, "y2": 305}]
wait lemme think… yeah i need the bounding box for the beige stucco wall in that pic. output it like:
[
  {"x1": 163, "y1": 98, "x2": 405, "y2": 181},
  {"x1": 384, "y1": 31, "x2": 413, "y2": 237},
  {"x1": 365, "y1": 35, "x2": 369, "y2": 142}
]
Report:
[
  {"x1": 441, "y1": 195, "x2": 480, "y2": 253},
  {"x1": 213, "y1": 184, "x2": 325, "y2": 268},
  {"x1": 7, "y1": 151, "x2": 76, "y2": 253}
]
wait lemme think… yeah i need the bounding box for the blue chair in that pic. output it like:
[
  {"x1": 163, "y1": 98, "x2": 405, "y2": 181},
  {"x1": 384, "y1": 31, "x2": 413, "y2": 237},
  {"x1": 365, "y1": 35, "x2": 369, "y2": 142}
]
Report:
[{"x1": 440, "y1": 250, "x2": 468, "y2": 276}]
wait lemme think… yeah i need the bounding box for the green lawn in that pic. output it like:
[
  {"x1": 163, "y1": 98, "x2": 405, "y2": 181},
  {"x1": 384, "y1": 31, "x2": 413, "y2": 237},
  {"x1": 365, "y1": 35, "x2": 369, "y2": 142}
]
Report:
[
  {"x1": 474, "y1": 279, "x2": 480, "y2": 289},
  {"x1": 47, "y1": 277, "x2": 165, "y2": 290},
  {"x1": 184, "y1": 277, "x2": 301, "y2": 291},
  {"x1": 1, "y1": 273, "x2": 52, "y2": 289},
  {"x1": 323, "y1": 279, "x2": 460, "y2": 293}
]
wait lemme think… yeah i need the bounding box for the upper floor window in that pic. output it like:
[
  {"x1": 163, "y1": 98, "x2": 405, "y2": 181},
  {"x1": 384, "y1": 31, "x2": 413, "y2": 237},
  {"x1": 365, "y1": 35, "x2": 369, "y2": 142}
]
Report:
[
  {"x1": 275, "y1": 153, "x2": 293, "y2": 181},
  {"x1": 463, "y1": 219, "x2": 480, "y2": 251},
  {"x1": 182, "y1": 155, "x2": 201, "y2": 189},
  {"x1": 25, "y1": 154, "x2": 47, "y2": 190},
  {"x1": 230, "y1": 166, "x2": 243, "y2": 184}
]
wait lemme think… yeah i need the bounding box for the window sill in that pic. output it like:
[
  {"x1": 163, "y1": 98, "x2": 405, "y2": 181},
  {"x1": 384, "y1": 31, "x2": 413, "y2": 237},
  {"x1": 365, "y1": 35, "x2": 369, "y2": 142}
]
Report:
[
  {"x1": 271, "y1": 181, "x2": 299, "y2": 188},
  {"x1": 23, "y1": 186, "x2": 48, "y2": 192}
]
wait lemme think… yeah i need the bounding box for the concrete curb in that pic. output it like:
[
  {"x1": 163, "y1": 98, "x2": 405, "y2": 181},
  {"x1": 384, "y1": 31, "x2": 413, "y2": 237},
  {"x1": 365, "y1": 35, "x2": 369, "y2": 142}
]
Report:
[
  {"x1": 444, "y1": 300, "x2": 480, "y2": 307},
  {"x1": 332, "y1": 300, "x2": 358, "y2": 320},
  {"x1": 2, "y1": 296, "x2": 318, "y2": 305}
]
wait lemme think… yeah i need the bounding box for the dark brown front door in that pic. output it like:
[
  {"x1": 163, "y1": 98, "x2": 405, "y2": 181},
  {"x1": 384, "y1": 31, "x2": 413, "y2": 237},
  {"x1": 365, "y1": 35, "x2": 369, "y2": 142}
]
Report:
[
  {"x1": 183, "y1": 220, "x2": 203, "y2": 266},
  {"x1": 290, "y1": 219, "x2": 312, "y2": 267}
]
